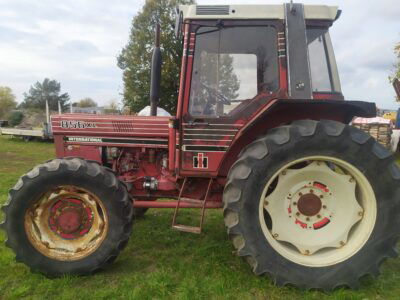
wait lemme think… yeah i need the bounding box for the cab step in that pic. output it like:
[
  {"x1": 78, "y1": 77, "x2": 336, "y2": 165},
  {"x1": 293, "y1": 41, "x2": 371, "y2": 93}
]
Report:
[
  {"x1": 172, "y1": 224, "x2": 201, "y2": 234},
  {"x1": 180, "y1": 197, "x2": 203, "y2": 205},
  {"x1": 171, "y1": 177, "x2": 213, "y2": 234}
]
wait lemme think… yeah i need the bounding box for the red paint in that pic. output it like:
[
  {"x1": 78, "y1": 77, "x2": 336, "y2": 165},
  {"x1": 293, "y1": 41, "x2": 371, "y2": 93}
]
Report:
[
  {"x1": 313, "y1": 92, "x2": 344, "y2": 100},
  {"x1": 133, "y1": 200, "x2": 222, "y2": 209},
  {"x1": 168, "y1": 119, "x2": 176, "y2": 172},
  {"x1": 49, "y1": 198, "x2": 93, "y2": 239},
  {"x1": 313, "y1": 217, "x2": 330, "y2": 230},
  {"x1": 295, "y1": 219, "x2": 308, "y2": 229},
  {"x1": 58, "y1": 210, "x2": 81, "y2": 232},
  {"x1": 313, "y1": 182, "x2": 329, "y2": 193}
]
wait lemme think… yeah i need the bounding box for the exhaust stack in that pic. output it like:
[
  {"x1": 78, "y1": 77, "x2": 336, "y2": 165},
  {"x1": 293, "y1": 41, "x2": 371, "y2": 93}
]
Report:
[
  {"x1": 393, "y1": 78, "x2": 400, "y2": 100},
  {"x1": 150, "y1": 24, "x2": 162, "y2": 116},
  {"x1": 45, "y1": 100, "x2": 50, "y2": 124}
]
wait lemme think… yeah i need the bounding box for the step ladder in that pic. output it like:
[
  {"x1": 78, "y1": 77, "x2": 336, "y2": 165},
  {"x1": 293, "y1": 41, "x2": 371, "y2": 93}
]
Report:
[{"x1": 171, "y1": 177, "x2": 213, "y2": 234}]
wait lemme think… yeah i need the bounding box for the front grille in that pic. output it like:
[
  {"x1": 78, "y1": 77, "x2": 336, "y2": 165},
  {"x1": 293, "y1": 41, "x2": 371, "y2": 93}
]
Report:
[
  {"x1": 112, "y1": 121, "x2": 135, "y2": 132},
  {"x1": 196, "y1": 5, "x2": 230, "y2": 15}
]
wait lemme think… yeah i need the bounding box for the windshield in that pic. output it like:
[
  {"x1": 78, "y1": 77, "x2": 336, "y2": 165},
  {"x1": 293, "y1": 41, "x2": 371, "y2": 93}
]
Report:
[{"x1": 189, "y1": 26, "x2": 278, "y2": 117}]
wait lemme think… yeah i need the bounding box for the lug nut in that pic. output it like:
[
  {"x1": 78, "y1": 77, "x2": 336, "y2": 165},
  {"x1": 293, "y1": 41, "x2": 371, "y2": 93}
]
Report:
[
  {"x1": 323, "y1": 205, "x2": 327, "y2": 209},
  {"x1": 304, "y1": 250, "x2": 310, "y2": 255},
  {"x1": 299, "y1": 192, "x2": 303, "y2": 196},
  {"x1": 273, "y1": 233, "x2": 279, "y2": 238},
  {"x1": 340, "y1": 241, "x2": 345, "y2": 246},
  {"x1": 265, "y1": 201, "x2": 269, "y2": 206},
  {"x1": 306, "y1": 217, "x2": 310, "y2": 221},
  {"x1": 310, "y1": 189, "x2": 314, "y2": 194},
  {"x1": 293, "y1": 202, "x2": 297, "y2": 206},
  {"x1": 358, "y1": 211, "x2": 363, "y2": 217},
  {"x1": 296, "y1": 212, "x2": 300, "y2": 217},
  {"x1": 317, "y1": 214, "x2": 321, "y2": 218},
  {"x1": 349, "y1": 177, "x2": 354, "y2": 183},
  {"x1": 282, "y1": 171, "x2": 286, "y2": 175}
]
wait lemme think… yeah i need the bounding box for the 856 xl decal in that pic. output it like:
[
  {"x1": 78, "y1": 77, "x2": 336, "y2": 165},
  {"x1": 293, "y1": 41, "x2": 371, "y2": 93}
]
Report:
[{"x1": 61, "y1": 120, "x2": 97, "y2": 129}]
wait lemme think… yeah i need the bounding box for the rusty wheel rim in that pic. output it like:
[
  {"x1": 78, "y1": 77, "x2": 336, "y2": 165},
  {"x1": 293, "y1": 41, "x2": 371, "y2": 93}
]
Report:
[{"x1": 24, "y1": 185, "x2": 108, "y2": 261}]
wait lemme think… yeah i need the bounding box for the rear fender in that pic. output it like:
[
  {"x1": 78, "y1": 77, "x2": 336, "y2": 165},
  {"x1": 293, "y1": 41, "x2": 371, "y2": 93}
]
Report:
[{"x1": 218, "y1": 99, "x2": 376, "y2": 176}]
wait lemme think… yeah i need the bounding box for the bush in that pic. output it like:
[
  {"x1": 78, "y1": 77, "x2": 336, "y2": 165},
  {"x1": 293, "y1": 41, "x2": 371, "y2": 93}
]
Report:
[{"x1": 8, "y1": 111, "x2": 24, "y2": 127}]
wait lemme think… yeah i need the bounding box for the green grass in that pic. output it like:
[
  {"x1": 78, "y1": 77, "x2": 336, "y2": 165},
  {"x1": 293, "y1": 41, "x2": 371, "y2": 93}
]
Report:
[{"x1": 1, "y1": 135, "x2": 400, "y2": 299}]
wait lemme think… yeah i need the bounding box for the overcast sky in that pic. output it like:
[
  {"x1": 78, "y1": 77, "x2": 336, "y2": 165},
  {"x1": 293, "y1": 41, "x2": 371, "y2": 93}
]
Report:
[{"x1": 0, "y1": 0, "x2": 399, "y2": 109}]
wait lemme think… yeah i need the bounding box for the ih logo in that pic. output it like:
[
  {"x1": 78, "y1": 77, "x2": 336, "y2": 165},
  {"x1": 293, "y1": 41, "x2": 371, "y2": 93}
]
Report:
[{"x1": 193, "y1": 153, "x2": 208, "y2": 169}]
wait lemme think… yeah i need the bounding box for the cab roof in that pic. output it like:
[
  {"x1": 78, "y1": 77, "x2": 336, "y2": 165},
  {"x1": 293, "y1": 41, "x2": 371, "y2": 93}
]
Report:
[{"x1": 179, "y1": 4, "x2": 340, "y2": 22}]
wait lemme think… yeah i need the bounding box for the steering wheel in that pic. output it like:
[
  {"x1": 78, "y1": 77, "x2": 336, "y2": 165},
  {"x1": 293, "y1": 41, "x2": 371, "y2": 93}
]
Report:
[{"x1": 200, "y1": 82, "x2": 231, "y2": 106}]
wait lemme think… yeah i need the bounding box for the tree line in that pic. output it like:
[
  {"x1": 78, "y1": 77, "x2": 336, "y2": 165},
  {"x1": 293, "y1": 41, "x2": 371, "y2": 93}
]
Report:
[{"x1": 0, "y1": 79, "x2": 107, "y2": 126}]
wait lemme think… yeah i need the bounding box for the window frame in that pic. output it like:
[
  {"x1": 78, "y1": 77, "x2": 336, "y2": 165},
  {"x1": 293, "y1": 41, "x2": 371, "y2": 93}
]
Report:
[
  {"x1": 186, "y1": 21, "x2": 280, "y2": 120},
  {"x1": 306, "y1": 26, "x2": 342, "y2": 94}
]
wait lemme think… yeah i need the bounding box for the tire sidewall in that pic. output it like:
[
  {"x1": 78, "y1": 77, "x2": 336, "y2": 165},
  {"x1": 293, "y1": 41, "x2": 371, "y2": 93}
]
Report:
[
  {"x1": 235, "y1": 124, "x2": 398, "y2": 285},
  {"x1": 6, "y1": 161, "x2": 130, "y2": 275}
]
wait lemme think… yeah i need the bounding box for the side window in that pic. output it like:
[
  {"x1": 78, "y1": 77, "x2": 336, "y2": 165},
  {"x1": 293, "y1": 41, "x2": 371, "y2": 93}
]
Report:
[
  {"x1": 189, "y1": 26, "x2": 278, "y2": 117},
  {"x1": 190, "y1": 53, "x2": 258, "y2": 116},
  {"x1": 307, "y1": 28, "x2": 332, "y2": 92},
  {"x1": 307, "y1": 28, "x2": 342, "y2": 93}
]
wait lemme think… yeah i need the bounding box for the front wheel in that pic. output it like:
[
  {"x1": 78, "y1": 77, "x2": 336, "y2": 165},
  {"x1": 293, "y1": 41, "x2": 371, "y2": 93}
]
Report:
[
  {"x1": 223, "y1": 120, "x2": 400, "y2": 290},
  {"x1": 1, "y1": 158, "x2": 133, "y2": 276}
]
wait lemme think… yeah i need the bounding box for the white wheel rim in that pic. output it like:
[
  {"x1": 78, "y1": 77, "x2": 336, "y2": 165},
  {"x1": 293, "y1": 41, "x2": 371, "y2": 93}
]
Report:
[{"x1": 259, "y1": 156, "x2": 377, "y2": 267}]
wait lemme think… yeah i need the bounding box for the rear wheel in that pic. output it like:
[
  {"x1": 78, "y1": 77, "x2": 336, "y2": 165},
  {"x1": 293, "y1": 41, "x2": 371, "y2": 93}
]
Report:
[
  {"x1": 1, "y1": 158, "x2": 133, "y2": 276},
  {"x1": 133, "y1": 207, "x2": 149, "y2": 218},
  {"x1": 223, "y1": 120, "x2": 400, "y2": 290}
]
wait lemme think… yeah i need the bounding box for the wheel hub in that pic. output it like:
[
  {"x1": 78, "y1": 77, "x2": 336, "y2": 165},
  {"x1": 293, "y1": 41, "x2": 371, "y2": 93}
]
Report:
[
  {"x1": 287, "y1": 182, "x2": 332, "y2": 231},
  {"x1": 263, "y1": 160, "x2": 365, "y2": 256},
  {"x1": 297, "y1": 193, "x2": 322, "y2": 216},
  {"x1": 57, "y1": 209, "x2": 82, "y2": 233},
  {"x1": 49, "y1": 198, "x2": 93, "y2": 239}
]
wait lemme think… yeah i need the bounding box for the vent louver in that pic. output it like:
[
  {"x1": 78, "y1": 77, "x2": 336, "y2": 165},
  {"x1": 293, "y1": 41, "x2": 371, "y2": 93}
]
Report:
[{"x1": 196, "y1": 5, "x2": 230, "y2": 15}]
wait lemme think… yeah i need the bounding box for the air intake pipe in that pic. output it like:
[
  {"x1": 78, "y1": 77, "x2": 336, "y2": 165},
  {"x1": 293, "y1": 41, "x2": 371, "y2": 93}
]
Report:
[{"x1": 150, "y1": 24, "x2": 162, "y2": 116}]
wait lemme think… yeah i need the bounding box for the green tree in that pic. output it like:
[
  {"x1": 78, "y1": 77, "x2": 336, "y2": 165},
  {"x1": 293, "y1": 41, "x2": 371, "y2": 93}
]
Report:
[
  {"x1": 8, "y1": 111, "x2": 24, "y2": 127},
  {"x1": 76, "y1": 97, "x2": 98, "y2": 108},
  {"x1": 20, "y1": 78, "x2": 70, "y2": 111},
  {"x1": 118, "y1": 0, "x2": 194, "y2": 114},
  {"x1": 0, "y1": 86, "x2": 17, "y2": 119}
]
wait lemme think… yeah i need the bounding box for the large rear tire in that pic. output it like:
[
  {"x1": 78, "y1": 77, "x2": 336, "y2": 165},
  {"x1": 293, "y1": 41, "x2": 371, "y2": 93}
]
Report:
[
  {"x1": 133, "y1": 207, "x2": 149, "y2": 218},
  {"x1": 1, "y1": 158, "x2": 133, "y2": 276},
  {"x1": 223, "y1": 120, "x2": 400, "y2": 290}
]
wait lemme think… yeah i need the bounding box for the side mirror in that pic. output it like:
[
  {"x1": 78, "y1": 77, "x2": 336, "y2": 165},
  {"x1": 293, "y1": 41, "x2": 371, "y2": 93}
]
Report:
[
  {"x1": 174, "y1": 8, "x2": 183, "y2": 39},
  {"x1": 393, "y1": 78, "x2": 400, "y2": 100}
]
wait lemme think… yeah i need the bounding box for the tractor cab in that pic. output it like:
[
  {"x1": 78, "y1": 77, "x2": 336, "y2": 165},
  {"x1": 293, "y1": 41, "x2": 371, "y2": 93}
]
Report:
[
  {"x1": 170, "y1": 3, "x2": 365, "y2": 175},
  {"x1": 174, "y1": 3, "x2": 343, "y2": 123}
]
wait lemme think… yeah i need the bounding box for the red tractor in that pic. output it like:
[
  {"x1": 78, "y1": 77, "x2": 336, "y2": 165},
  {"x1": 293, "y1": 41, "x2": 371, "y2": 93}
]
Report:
[{"x1": 2, "y1": 3, "x2": 399, "y2": 290}]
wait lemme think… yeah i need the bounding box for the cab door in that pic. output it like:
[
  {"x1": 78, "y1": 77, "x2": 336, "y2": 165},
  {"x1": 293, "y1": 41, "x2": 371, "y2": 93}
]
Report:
[{"x1": 178, "y1": 22, "x2": 281, "y2": 175}]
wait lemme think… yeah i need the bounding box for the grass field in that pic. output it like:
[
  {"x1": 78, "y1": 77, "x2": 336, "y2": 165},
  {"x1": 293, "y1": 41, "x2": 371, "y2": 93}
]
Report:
[{"x1": 1, "y1": 135, "x2": 400, "y2": 299}]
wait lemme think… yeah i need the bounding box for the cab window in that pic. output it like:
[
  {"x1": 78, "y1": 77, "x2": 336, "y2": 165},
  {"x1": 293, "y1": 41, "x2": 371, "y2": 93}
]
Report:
[{"x1": 189, "y1": 26, "x2": 278, "y2": 117}]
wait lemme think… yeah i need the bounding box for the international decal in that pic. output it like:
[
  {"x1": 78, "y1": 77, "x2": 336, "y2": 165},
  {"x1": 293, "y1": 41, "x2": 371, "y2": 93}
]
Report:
[{"x1": 193, "y1": 153, "x2": 208, "y2": 169}]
